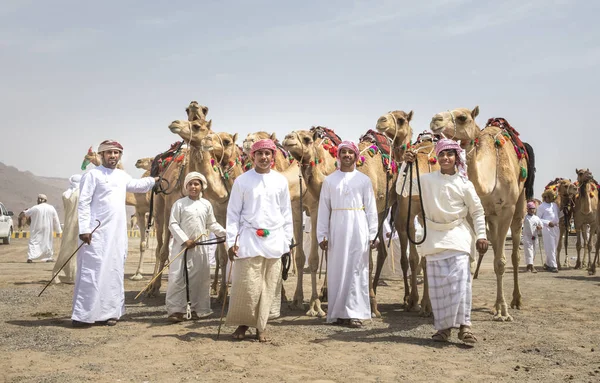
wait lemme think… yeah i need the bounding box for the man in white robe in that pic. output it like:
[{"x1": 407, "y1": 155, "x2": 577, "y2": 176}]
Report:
[
  {"x1": 166, "y1": 172, "x2": 226, "y2": 322},
  {"x1": 226, "y1": 139, "x2": 293, "y2": 342},
  {"x1": 523, "y1": 201, "x2": 543, "y2": 272},
  {"x1": 403, "y1": 139, "x2": 488, "y2": 346},
  {"x1": 537, "y1": 190, "x2": 560, "y2": 273},
  {"x1": 53, "y1": 174, "x2": 82, "y2": 283},
  {"x1": 72, "y1": 140, "x2": 157, "y2": 328},
  {"x1": 317, "y1": 140, "x2": 378, "y2": 328},
  {"x1": 25, "y1": 194, "x2": 62, "y2": 263}
]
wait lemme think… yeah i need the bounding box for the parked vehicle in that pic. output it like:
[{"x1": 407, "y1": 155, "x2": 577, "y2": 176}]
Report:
[{"x1": 0, "y1": 202, "x2": 14, "y2": 245}]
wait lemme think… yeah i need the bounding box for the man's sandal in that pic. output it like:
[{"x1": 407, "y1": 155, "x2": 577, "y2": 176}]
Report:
[
  {"x1": 232, "y1": 326, "x2": 248, "y2": 340},
  {"x1": 431, "y1": 328, "x2": 451, "y2": 342},
  {"x1": 348, "y1": 319, "x2": 363, "y2": 328},
  {"x1": 458, "y1": 328, "x2": 477, "y2": 346}
]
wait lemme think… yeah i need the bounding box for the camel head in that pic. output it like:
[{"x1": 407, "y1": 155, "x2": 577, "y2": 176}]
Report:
[
  {"x1": 375, "y1": 110, "x2": 413, "y2": 144},
  {"x1": 185, "y1": 101, "x2": 209, "y2": 122},
  {"x1": 430, "y1": 106, "x2": 480, "y2": 143},
  {"x1": 135, "y1": 157, "x2": 154, "y2": 171},
  {"x1": 242, "y1": 131, "x2": 277, "y2": 155},
  {"x1": 168, "y1": 119, "x2": 213, "y2": 146},
  {"x1": 282, "y1": 129, "x2": 320, "y2": 163},
  {"x1": 201, "y1": 132, "x2": 239, "y2": 163},
  {"x1": 576, "y1": 168, "x2": 593, "y2": 184},
  {"x1": 557, "y1": 179, "x2": 578, "y2": 199}
]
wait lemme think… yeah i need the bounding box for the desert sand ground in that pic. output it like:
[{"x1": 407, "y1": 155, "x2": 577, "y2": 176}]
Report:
[{"x1": 0, "y1": 236, "x2": 599, "y2": 383}]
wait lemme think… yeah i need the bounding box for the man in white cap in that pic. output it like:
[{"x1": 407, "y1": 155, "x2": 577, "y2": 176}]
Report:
[
  {"x1": 226, "y1": 139, "x2": 293, "y2": 342},
  {"x1": 72, "y1": 140, "x2": 158, "y2": 328},
  {"x1": 52, "y1": 174, "x2": 82, "y2": 283},
  {"x1": 166, "y1": 171, "x2": 226, "y2": 322},
  {"x1": 25, "y1": 194, "x2": 62, "y2": 263},
  {"x1": 537, "y1": 189, "x2": 560, "y2": 273},
  {"x1": 317, "y1": 140, "x2": 379, "y2": 329},
  {"x1": 523, "y1": 201, "x2": 543, "y2": 273}
]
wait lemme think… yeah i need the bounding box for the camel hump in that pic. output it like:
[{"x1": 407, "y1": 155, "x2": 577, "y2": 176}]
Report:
[
  {"x1": 359, "y1": 129, "x2": 392, "y2": 156},
  {"x1": 523, "y1": 142, "x2": 535, "y2": 200}
]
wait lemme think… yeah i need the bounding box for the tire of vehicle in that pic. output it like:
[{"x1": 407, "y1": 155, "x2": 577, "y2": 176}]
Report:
[{"x1": 3, "y1": 228, "x2": 11, "y2": 245}]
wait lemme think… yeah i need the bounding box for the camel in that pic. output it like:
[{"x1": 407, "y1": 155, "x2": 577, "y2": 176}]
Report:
[
  {"x1": 573, "y1": 169, "x2": 599, "y2": 270},
  {"x1": 242, "y1": 132, "x2": 292, "y2": 172},
  {"x1": 430, "y1": 107, "x2": 535, "y2": 321},
  {"x1": 376, "y1": 111, "x2": 439, "y2": 315},
  {"x1": 544, "y1": 178, "x2": 578, "y2": 268},
  {"x1": 186, "y1": 101, "x2": 209, "y2": 122},
  {"x1": 135, "y1": 157, "x2": 154, "y2": 171},
  {"x1": 17, "y1": 211, "x2": 30, "y2": 232},
  {"x1": 83, "y1": 149, "x2": 153, "y2": 280},
  {"x1": 282, "y1": 127, "x2": 342, "y2": 317}
]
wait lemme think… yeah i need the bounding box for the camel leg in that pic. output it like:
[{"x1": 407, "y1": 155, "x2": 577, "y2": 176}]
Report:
[
  {"x1": 419, "y1": 256, "x2": 432, "y2": 317},
  {"x1": 290, "y1": 224, "x2": 306, "y2": 310},
  {"x1": 130, "y1": 210, "x2": 147, "y2": 281},
  {"x1": 306, "y1": 224, "x2": 325, "y2": 318},
  {"x1": 489, "y1": 217, "x2": 513, "y2": 322},
  {"x1": 406, "y1": 224, "x2": 421, "y2": 312},
  {"x1": 510, "y1": 193, "x2": 525, "y2": 310},
  {"x1": 368, "y1": 246, "x2": 381, "y2": 318},
  {"x1": 585, "y1": 224, "x2": 595, "y2": 269},
  {"x1": 216, "y1": 245, "x2": 228, "y2": 303},
  {"x1": 589, "y1": 231, "x2": 599, "y2": 275},
  {"x1": 575, "y1": 228, "x2": 583, "y2": 269},
  {"x1": 147, "y1": 226, "x2": 170, "y2": 297},
  {"x1": 398, "y1": 231, "x2": 410, "y2": 306},
  {"x1": 372, "y1": 231, "x2": 387, "y2": 294},
  {"x1": 211, "y1": 248, "x2": 220, "y2": 296},
  {"x1": 556, "y1": 224, "x2": 564, "y2": 269}
]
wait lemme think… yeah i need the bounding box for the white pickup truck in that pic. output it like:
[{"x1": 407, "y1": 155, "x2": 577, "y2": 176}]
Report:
[{"x1": 0, "y1": 202, "x2": 14, "y2": 244}]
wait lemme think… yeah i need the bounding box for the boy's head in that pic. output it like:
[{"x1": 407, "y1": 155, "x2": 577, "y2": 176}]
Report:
[
  {"x1": 542, "y1": 189, "x2": 556, "y2": 203},
  {"x1": 527, "y1": 201, "x2": 536, "y2": 215},
  {"x1": 184, "y1": 172, "x2": 207, "y2": 199}
]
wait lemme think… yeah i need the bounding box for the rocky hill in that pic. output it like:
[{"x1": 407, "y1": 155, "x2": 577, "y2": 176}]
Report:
[{"x1": 0, "y1": 162, "x2": 69, "y2": 220}]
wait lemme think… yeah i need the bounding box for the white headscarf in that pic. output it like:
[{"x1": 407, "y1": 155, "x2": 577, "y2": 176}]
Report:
[
  {"x1": 183, "y1": 171, "x2": 207, "y2": 196},
  {"x1": 64, "y1": 174, "x2": 82, "y2": 199}
]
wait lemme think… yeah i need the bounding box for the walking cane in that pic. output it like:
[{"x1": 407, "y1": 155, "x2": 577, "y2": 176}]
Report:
[
  {"x1": 217, "y1": 234, "x2": 238, "y2": 340},
  {"x1": 38, "y1": 220, "x2": 101, "y2": 297},
  {"x1": 134, "y1": 233, "x2": 208, "y2": 300},
  {"x1": 473, "y1": 251, "x2": 485, "y2": 280}
]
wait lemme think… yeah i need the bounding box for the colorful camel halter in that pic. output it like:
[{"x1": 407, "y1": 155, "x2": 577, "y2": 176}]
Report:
[{"x1": 357, "y1": 130, "x2": 398, "y2": 174}]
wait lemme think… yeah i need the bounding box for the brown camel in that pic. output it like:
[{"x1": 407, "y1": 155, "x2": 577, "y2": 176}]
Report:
[
  {"x1": 282, "y1": 127, "x2": 342, "y2": 317},
  {"x1": 17, "y1": 211, "x2": 31, "y2": 232},
  {"x1": 573, "y1": 169, "x2": 599, "y2": 270},
  {"x1": 544, "y1": 178, "x2": 578, "y2": 268},
  {"x1": 135, "y1": 157, "x2": 154, "y2": 171},
  {"x1": 375, "y1": 111, "x2": 438, "y2": 316},
  {"x1": 242, "y1": 132, "x2": 292, "y2": 172},
  {"x1": 430, "y1": 107, "x2": 535, "y2": 321},
  {"x1": 186, "y1": 101, "x2": 209, "y2": 122}
]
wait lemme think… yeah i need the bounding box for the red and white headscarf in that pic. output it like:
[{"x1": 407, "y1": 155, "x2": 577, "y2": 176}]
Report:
[
  {"x1": 337, "y1": 140, "x2": 359, "y2": 160},
  {"x1": 527, "y1": 201, "x2": 536, "y2": 209},
  {"x1": 98, "y1": 140, "x2": 123, "y2": 153},
  {"x1": 250, "y1": 139, "x2": 277, "y2": 156},
  {"x1": 435, "y1": 138, "x2": 468, "y2": 179}
]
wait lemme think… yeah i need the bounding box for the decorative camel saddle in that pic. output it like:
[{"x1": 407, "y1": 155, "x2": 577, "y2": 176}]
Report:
[
  {"x1": 358, "y1": 130, "x2": 398, "y2": 173},
  {"x1": 485, "y1": 117, "x2": 529, "y2": 163},
  {"x1": 150, "y1": 141, "x2": 185, "y2": 177}
]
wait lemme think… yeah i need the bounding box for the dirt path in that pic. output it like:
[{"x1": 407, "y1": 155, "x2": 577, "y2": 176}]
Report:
[{"x1": 0, "y1": 237, "x2": 599, "y2": 382}]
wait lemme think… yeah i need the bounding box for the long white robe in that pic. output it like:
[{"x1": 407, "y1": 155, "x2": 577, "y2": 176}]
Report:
[
  {"x1": 537, "y1": 202, "x2": 560, "y2": 268},
  {"x1": 53, "y1": 187, "x2": 80, "y2": 283},
  {"x1": 523, "y1": 214, "x2": 543, "y2": 266},
  {"x1": 25, "y1": 203, "x2": 62, "y2": 261},
  {"x1": 166, "y1": 197, "x2": 226, "y2": 316},
  {"x1": 225, "y1": 169, "x2": 293, "y2": 330},
  {"x1": 316, "y1": 169, "x2": 378, "y2": 322},
  {"x1": 72, "y1": 166, "x2": 155, "y2": 323}
]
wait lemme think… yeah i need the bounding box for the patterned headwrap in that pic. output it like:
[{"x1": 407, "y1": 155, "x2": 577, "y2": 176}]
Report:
[
  {"x1": 250, "y1": 139, "x2": 277, "y2": 156},
  {"x1": 184, "y1": 171, "x2": 208, "y2": 192},
  {"x1": 337, "y1": 140, "x2": 359, "y2": 159},
  {"x1": 542, "y1": 189, "x2": 556, "y2": 201},
  {"x1": 435, "y1": 138, "x2": 468, "y2": 179},
  {"x1": 527, "y1": 201, "x2": 536, "y2": 209},
  {"x1": 98, "y1": 140, "x2": 123, "y2": 153}
]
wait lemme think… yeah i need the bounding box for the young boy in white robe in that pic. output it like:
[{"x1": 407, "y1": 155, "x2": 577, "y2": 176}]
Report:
[
  {"x1": 537, "y1": 190, "x2": 560, "y2": 273},
  {"x1": 166, "y1": 172, "x2": 226, "y2": 322},
  {"x1": 403, "y1": 138, "x2": 488, "y2": 346},
  {"x1": 523, "y1": 201, "x2": 543, "y2": 272}
]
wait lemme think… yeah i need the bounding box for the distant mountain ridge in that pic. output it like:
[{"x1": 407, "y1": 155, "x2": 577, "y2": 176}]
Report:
[{"x1": 0, "y1": 162, "x2": 69, "y2": 220}]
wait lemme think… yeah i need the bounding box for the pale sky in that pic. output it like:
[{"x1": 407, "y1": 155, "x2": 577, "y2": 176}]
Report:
[{"x1": 1, "y1": 0, "x2": 598, "y2": 198}]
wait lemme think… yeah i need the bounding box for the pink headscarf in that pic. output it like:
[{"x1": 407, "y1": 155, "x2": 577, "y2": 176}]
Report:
[
  {"x1": 435, "y1": 138, "x2": 468, "y2": 179},
  {"x1": 250, "y1": 139, "x2": 277, "y2": 156},
  {"x1": 337, "y1": 140, "x2": 359, "y2": 159},
  {"x1": 527, "y1": 201, "x2": 536, "y2": 209}
]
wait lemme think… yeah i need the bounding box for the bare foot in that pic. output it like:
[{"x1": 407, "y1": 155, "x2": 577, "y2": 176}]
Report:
[
  {"x1": 256, "y1": 329, "x2": 271, "y2": 343},
  {"x1": 232, "y1": 325, "x2": 248, "y2": 340}
]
